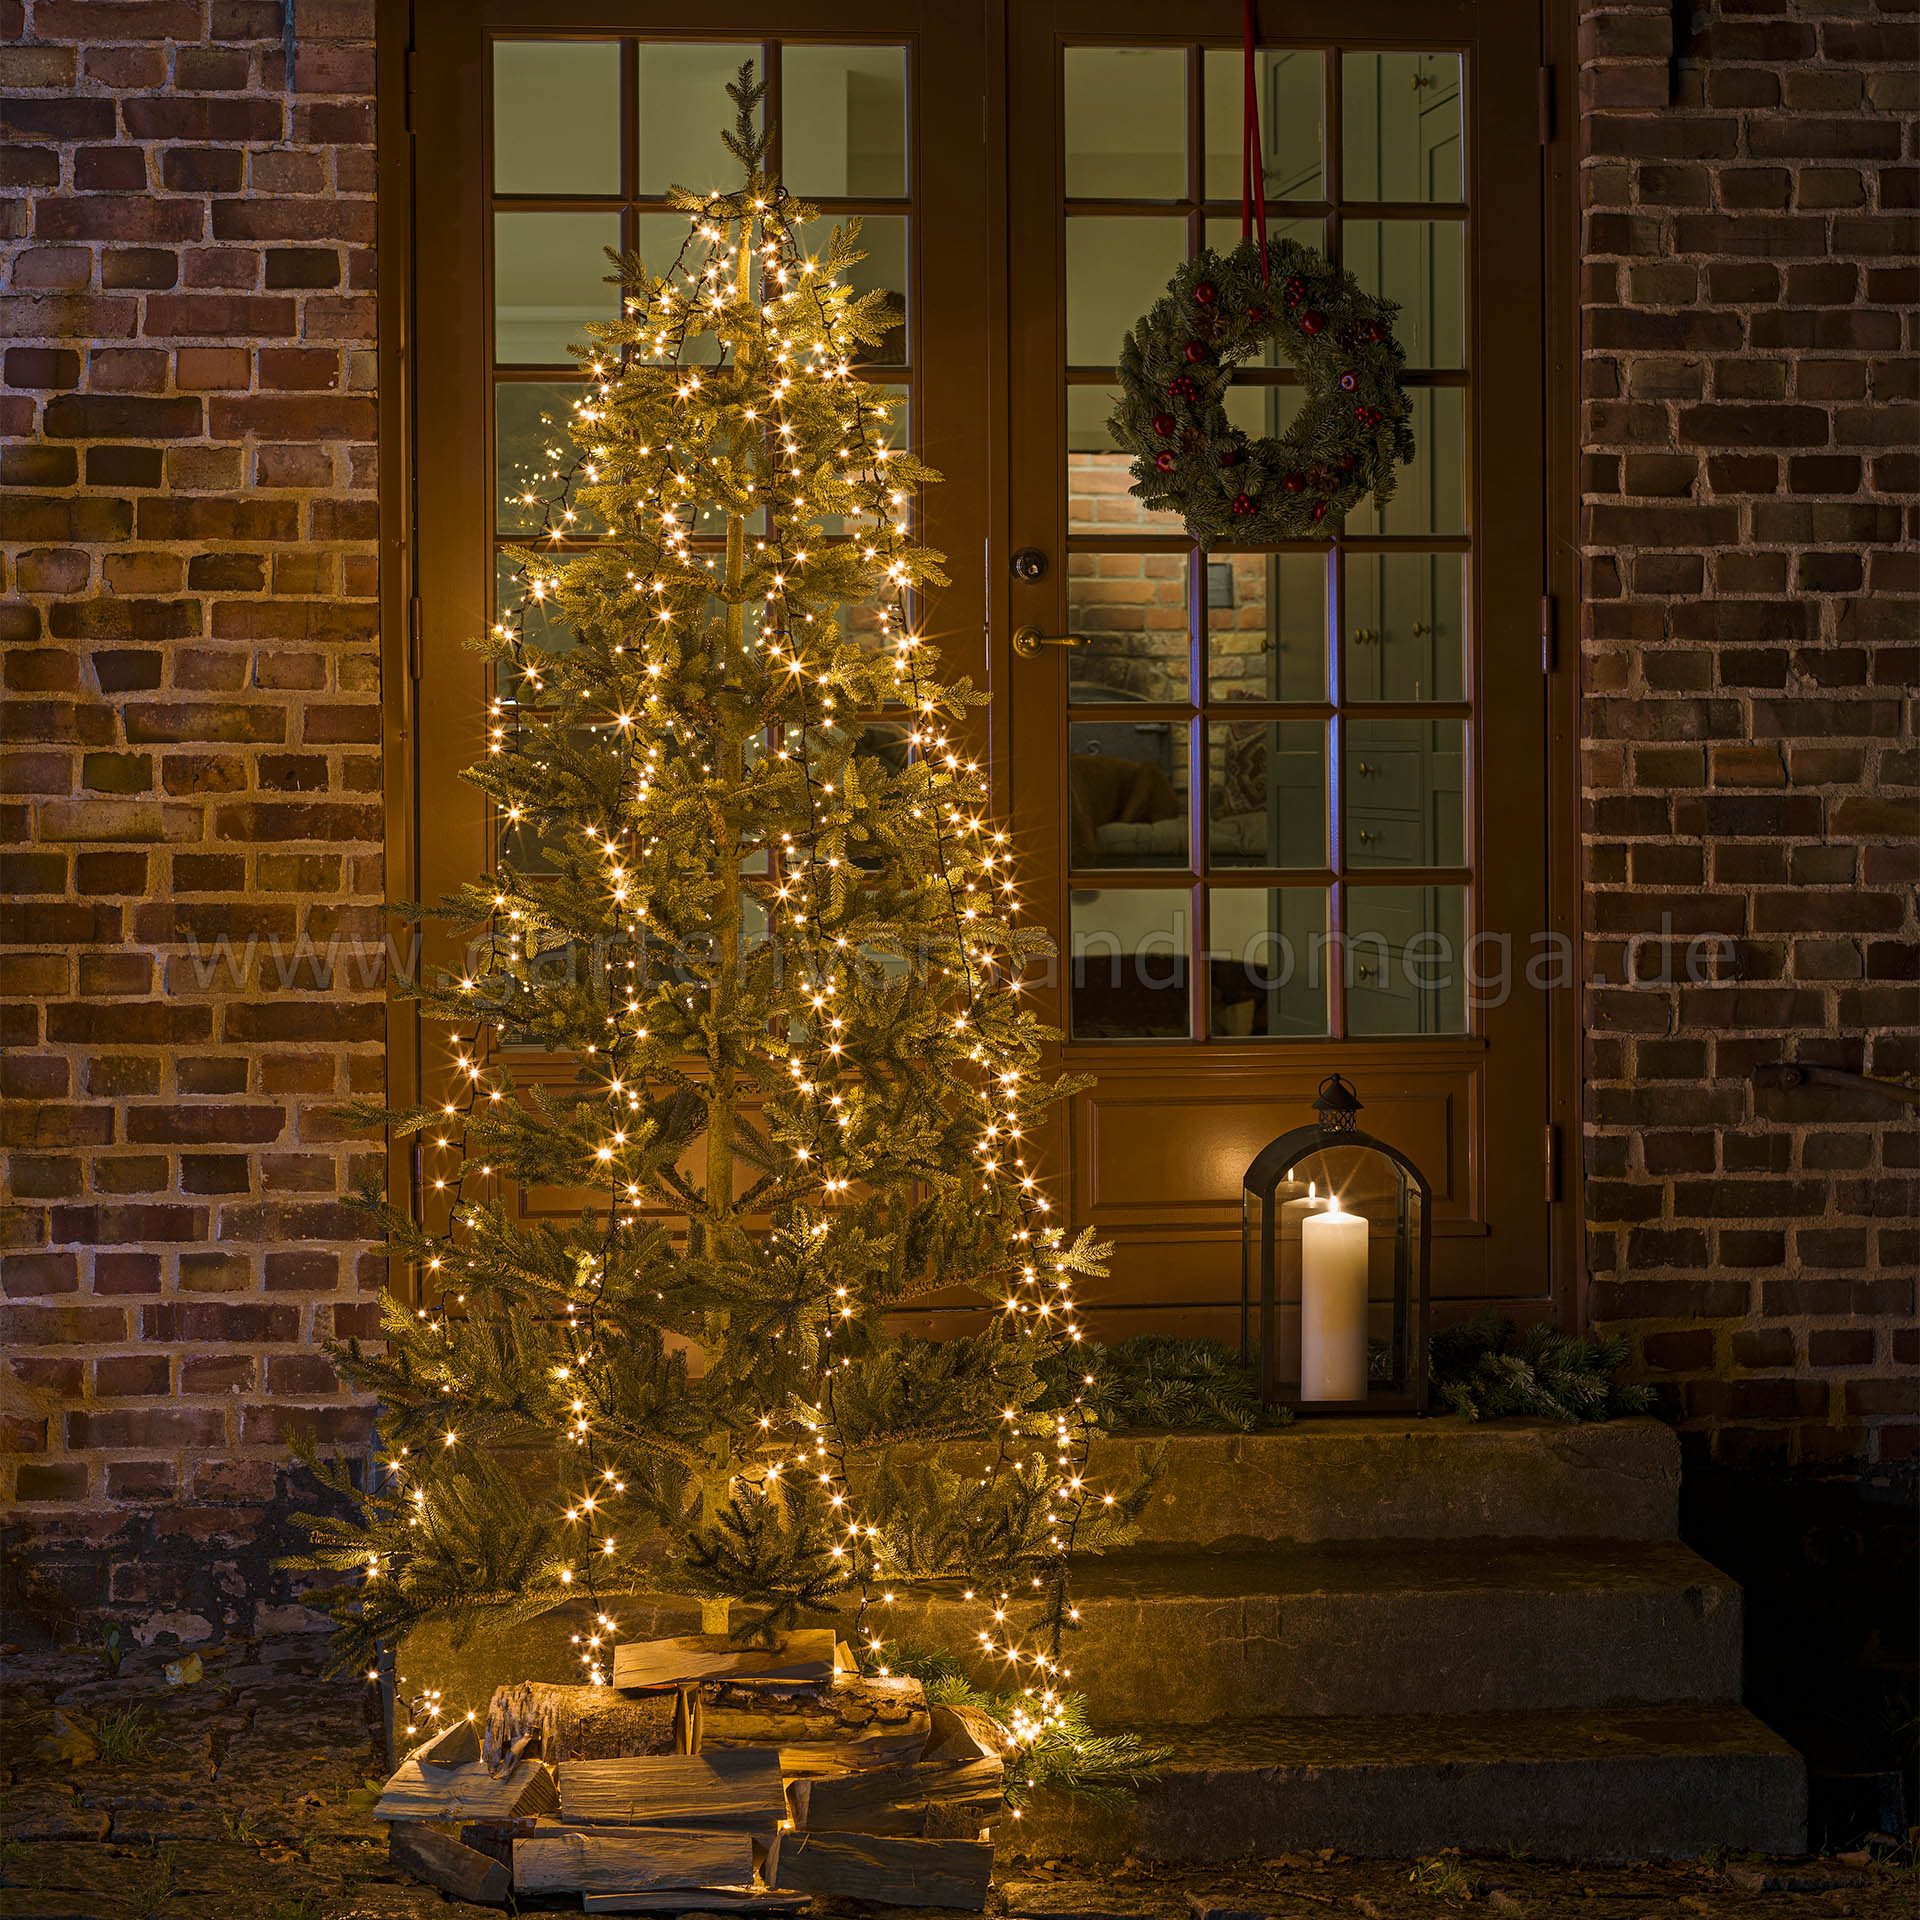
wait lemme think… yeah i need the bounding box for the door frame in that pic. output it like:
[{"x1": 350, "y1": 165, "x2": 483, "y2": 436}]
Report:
[{"x1": 374, "y1": 0, "x2": 1586, "y2": 1322}]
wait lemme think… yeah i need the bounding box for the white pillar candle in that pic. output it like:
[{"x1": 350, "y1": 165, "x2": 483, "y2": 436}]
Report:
[{"x1": 1300, "y1": 1201, "x2": 1369, "y2": 1403}]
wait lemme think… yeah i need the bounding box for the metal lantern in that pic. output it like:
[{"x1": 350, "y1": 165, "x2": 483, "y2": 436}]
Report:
[{"x1": 1240, "y1": 1074, "x2": 1431, "y2": 1412}]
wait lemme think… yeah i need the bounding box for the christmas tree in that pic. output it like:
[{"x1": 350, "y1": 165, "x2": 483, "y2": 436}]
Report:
[{"x1": 289, "y1": 65, "x2": 1139, "y2": 1726}]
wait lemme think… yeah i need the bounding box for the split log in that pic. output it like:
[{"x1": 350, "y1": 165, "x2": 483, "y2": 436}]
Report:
[
  {"x1": 389, "y1": 1822, "x2": 511, "y2": 1905},
  {"x1": 787, "y1": 1758, "x2": 1004, "y2": 1837},
  {"x1": 513, "y1": 1825, "x2": 756, "y2": 1895},
  {"x1": 921, "y1": 1701, "x2": 1017, "y2": 1766},
  {"x1": 409, "y1": 1716, "x2": 482, "y2": 1770},
  {"x1": 612, "y1": 1630, "x2": 838, "y2": 1691},
  {"x1": 581, "y1": 1894, "x2": 811, "y2": 1914},
  {"x1": 557, "y1": 1750, "x2": 787, "y2": 1830},
  {"x1": 773, "y1": 1831, "x2": 993, "y2": 1909},
  {"x1": 484, "y1": 1681, "x2": 679, "y2": 1770},
  {"x1": 701, "y1": 1673, "x2": 929, "y2": 1771},
  {"x1": 374, "y1": 1755, "x2": 558, "y2": 1824}
]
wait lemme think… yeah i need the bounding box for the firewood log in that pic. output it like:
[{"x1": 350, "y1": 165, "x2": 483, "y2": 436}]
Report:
[
  {"x1": 512, "y1": 1825, "x2": 755, "y2": 1895},
  {"x1": 700, "y1": 1672, "x2": 929, "y2": 1771},
  {"x1": 408, "y1": 1715, "x2": 482, "y2": 1770},
  {"x1": 787, "y1": 1757, "x2": 1004, "y2": 1837},
  {"x1": 389, "y1": 1822, "x2": 511, "y2": 1904},
  {"x1": 921, "y1": 1701, "x2": 1017, "y2": 1766},
  {"x1": 483, "y1": 1681, "x2": 678, "y2": 1770},
  {"x1": 773, "y1": 1831, "x2": 993, "y2": 1908},
  {"x1": 556, "y1": 1750, "x2": 787, "y2": 1829},
  {"x1": 373, "y1": 1756, "x2": 558, "y2": 1823},
  {"x1": 611, "y1": 1630, "x2": 838, "y2": 1690},
  {"x1": 580, "y1": 1895, "x2": 810, "y2": 1914}
]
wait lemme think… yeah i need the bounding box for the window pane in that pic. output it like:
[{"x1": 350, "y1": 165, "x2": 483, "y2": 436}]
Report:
[
  {"x1": 1070, "y1": 887, "x2": 1191, "y2": 1038},
  {"x1": 1343, "y1": 719, "x2": 1465, "y2": 869},
  {"x1": 494, "y1": 41, "x2": 622, "y2": 195},
  {"x1": 1205, "y1": 550, "x2": 1326, "y2": 703},
  {"x1": 494, "y1": 211, "x2": 621, "y2": 364},
  {"x1": 1342, "y1": 552, "x2": 1466, "y2": 702},
  {"x1": 781, "y1": 45, "x2": 907, "y2": 198},
  {"x1": 496, "y1": 382, "x2": 603, "y2": 535},
  {"x1": 1343, "y1": 387, "x2": 1466, "y2": 536},
  {"x1": 1066, "y1": 216, "x2": 1186, "y2": 367},
  {"x1": 1341, "y1": 53, "x2": 1464, "y2": 204},
  {"x1": 1344, "y1": 220, "x2": 1465, "y2": 369},
  {"x1": 638, "y1": 43, "x2": 762, "y2": 196},
  {"x1": 1209, "y1": 886, "x2": 1328, "y2": 1037},
  {"x1": 798, "y1": 213, "x2": 908, "y2": 363},
  {"x1": 1065, "y1": 48, "x2": 1185, "y2": 199},
  {"x1": 1205, "y1": 50, "x2": 1323, "y2": 201},
  {"x1": 1066, "y1": 385, "x2": 1183, "y2": 535},
  {"x1": 1207, "y1": 720, "x2": 1326, "y2": 868},
  {"x1": 1069, "y1": 720, "x2": 1190, "y2": 871},
  {"x1": 1066, "y1": 550, "x2": 1191, "y2": 706},
  {"x1": 1343, "y1": 884, "x2": 1468, "y2": 1035}
]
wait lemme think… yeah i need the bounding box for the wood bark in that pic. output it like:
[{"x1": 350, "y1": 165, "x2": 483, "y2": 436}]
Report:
[
  {"x1": 389, "y1": 1821, "x2": 511, "y2": 1905},
  {"x1": 556, "y1": 1750, "x2": 787, "y2": 1830},
  {"x1": 611, "y1": 1631, "x2": 838, "y2": 1691},
  {"x1": 373, "y1": 1756, "x2": 558, "y2": 1824},
  {"x1": 773, "y1": 1831, "x2": 994, "y2": 1908},
  {"x1": 700, "y1": 1672, "x2": 929, "y2": 1771},
  {"x1": 483, "y1": 1681, "x2": 678, "y2": 1770},
  {"x1": 512, "y1": 1825, "x2": 756, "y2": 1895},
  {"x1": 787, "y1": 1758, "x2": 1004, "y2": 1837}
]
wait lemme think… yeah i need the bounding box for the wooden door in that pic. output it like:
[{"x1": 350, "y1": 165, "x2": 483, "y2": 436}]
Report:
[{"x1": 1001, "y1": 2, "x2": 1557, "y2": 1338}]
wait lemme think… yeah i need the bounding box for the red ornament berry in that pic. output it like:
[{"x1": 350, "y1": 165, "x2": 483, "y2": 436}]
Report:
[
  {"x1": 1193, "y1": 281, "x2": 1218, "y2": 306},
  {"x1": 1246, "y1": 304, "x2": 1267, "y2": 322},
  {"x1": 1283, "y1": 275, "x2": 1306, "y2": 307},
  {"x1": 1339, "y1": 453, "x2": 1357, "y2": 471},
  {"x1": 1300, "y1": 311, "x2": 1327, "y2": 336},
  {"x1": 1232, "y1": 493, "x2": 1256, "y2": 516},
  {"x1": 1219, "y1": 446, "x2": 1239, "y2": 468},
  {"x1": 1338, "y1": 372, "x2": 1358, "y2": 392},
  {"x1": 1183, "y1": 339, "x2": 1208, "y2": 364},
  {"x1": 1155, "y1": 450, "x2": 1177, "y2": 473},
  {"x1": 1311, "y1": 502, "x2": 1328, "y2": 523},
  {"x1": 1363, "y1": 321, "x2": 1386, "y2": 344},
  {"x1": 1152, "y1": 411, "x2": 1176, "y2": 437},
  {"x1": 1169, "y1": 375, "x2": 1197, "y2": 401},
  {"x1": 1283, "y1": 473, "x2": 1306, "y2": 495}
]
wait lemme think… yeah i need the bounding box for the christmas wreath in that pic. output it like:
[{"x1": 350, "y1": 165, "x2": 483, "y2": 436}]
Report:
[{"x1": 1110, "y1": 236, "x2": 1416, "y2": 549}]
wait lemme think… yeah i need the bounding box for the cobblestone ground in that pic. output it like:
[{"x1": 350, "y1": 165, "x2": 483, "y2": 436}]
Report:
[{"x1": 2, "y1": 1634, "x2": 1912, "y2": 1920}]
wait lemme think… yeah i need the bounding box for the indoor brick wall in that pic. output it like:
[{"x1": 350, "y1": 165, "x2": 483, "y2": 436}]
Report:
[
  {"x1": 1578, "y1": 0, "x2": 1918, "y2": 1468},
  {"x1": 1, "y1": 0, "x2": 382, "y2": 1605}
]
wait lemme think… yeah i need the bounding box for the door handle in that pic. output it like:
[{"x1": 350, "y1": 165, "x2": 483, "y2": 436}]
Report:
[{"x1": 1012, "y1": 625, "x2": 1084, "y2": 656}]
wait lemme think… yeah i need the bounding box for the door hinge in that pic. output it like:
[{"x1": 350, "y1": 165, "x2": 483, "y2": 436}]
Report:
[
  {"x1": 407, "y1": 594, "x2": 422, "y2": 682},
  {"x1": 1544, "y1": 1123, "x2": 1563, "y2": 1204},
  {"x1": 1537, "y1": 65, "x2": 1556, "y2": 144},
  {"x1": 1540, "y1": 591, "x2": 1559, "y2": 673}
]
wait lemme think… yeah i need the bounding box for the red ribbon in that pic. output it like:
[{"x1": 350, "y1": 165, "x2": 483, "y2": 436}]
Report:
[{"x1": 1242, "y1": 0, "x2": 1270, "y2": 282}]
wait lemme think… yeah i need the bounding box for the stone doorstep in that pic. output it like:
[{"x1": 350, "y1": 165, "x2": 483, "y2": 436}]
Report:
[
  {"x1": 1006, "y1": 1704, "x2": 1808, "y2": 1865},
  {"x1": 393, "y1": 1535, "x2": 1742, "y2": 1745},
  {"x1": 887, "y1": 1538, "x2": 1744, "y2": 1723}
]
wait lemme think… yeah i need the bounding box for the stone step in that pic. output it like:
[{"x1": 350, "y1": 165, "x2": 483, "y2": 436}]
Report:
[
  {"x1": 1110, "y1": 1417, "x2": 1680, "y2": 1547},
  {"x1": 1007, "y1": 1704, "x2": 1806, "y2": 1864},
  {"x1": 886, "y1": 1538, "x2": 1742, "y2": 1723}
]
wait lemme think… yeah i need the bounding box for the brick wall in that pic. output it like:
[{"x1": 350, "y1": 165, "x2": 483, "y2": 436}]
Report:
[
  {"x1": 1578, "y1": 0, "x2": 1918, "y2": 1470},
  {"x1": 1, "y1": 0, "x2": 382, "y2": 1617}
]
